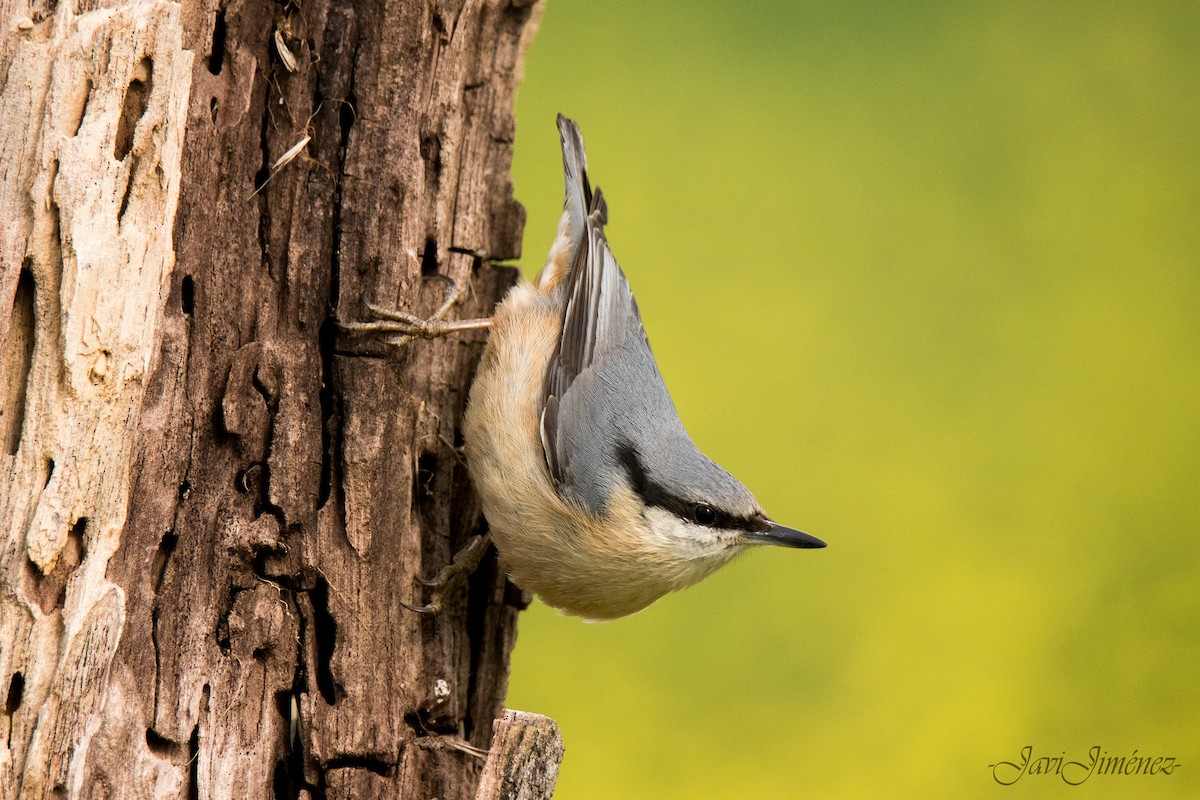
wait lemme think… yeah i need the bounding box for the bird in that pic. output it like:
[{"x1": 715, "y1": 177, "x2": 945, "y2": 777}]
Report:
[{"x1": 345, "y1": 115, "x2": 824, "y2": 620}]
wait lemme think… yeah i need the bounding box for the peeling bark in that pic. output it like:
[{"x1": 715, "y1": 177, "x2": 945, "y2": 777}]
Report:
[{"x1": 1, "y1": 0, "x2": 548, "y2": 797}]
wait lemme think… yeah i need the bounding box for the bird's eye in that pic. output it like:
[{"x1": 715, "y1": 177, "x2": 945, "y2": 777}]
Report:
[{"x1": 692, "y1": 504, "x2": 717, "y2": 526}]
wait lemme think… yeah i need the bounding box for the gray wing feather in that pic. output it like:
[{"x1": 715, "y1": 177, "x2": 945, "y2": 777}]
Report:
[
  {"x1": 545, "y1": 191, "x2": 633, "y2": 400},
  {"x1": 555, "y1": 114, "x2": 606, "y2": 272},
  {"x1": 542, "y1": 193, "x2": 651, "y2": 496},
  {"x1": 541, "y1": 118, "x2": 661, "y2": 510},
  {"x1": 539, "y1": 116, "x2": 757, "y2": 519},
  {"x1": 542, "y1": 116, "x2": 613, "y2": 405}
]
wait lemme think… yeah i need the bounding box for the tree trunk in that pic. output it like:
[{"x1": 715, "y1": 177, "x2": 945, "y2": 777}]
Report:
[{"x1": 0, "y1": 0, "x2": 554, "y2": 797}]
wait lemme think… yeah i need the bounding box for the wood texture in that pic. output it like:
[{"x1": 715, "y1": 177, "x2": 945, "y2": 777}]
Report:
[
  {"x1": 1, "y1": 0, "x2": 547, "y2": 797},
  {"x1": 475, "y1": 711, "x2": 563, "y2": 800}
]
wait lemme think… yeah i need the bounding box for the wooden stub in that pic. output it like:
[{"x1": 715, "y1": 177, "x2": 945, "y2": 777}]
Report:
[{"x1": 475, "y1": 710, "x2": 565, "y2": 800}]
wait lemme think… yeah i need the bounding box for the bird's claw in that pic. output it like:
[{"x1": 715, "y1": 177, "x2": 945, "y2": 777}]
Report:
[
  {"x1": 400, "y1": 598, "x2": 442, "y2": 615},
  {"x1": 337, "y1": 277, "x2": 491, "y2": 346},
  {"x1": 402, "y1": 534, "x2": 492, "y2": 617}
]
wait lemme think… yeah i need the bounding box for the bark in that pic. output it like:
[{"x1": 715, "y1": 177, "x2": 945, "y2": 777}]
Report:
[
  {"x1": 0, "y1": 0, "x2": 549, "y2": 797},
  {"x1": 476, "y1": 712, "x2": 563, "y2": 800}
]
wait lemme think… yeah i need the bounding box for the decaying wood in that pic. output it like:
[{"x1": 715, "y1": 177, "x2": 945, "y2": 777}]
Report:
[
  {"x1": 1, "y1": 3, "x2": 194, "y2": 796},
  {"x1": 475, "y1": 711, "x2": 563, "y2": 800},
  {"x1": 1, "y1": 0, "x2": 551, "y2": 797}
]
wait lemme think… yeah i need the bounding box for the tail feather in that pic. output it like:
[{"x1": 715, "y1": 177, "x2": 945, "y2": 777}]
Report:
[
  {"x1": 538, "y1": 115, "x2": 607, "y2": 291},
  {"x1": 557, "y1": 113, "x2": 591, "y2": 240}
]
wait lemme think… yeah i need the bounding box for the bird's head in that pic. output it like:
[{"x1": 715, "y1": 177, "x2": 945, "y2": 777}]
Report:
[{"x1": 615, "y1": 441, "x2": 824, "y2": 564}]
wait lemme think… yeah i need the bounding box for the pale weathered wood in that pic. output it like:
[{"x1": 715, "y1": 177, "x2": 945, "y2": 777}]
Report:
[
  {"x1": 1, "y1": 0, "x2": 551, "y2": 797},
  {"x1": 476, "y1": 711, "x2": 564, "y2": 800},
  {"x1": 1, "y1": 2, "x2": 193, "y2": 797}
]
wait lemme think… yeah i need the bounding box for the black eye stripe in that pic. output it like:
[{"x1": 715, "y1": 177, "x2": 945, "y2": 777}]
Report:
[{"x1": 616, "y1": 443, "x2": 766, "y2": 532}]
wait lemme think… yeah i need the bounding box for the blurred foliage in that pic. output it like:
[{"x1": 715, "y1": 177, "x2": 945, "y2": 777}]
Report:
[{"x1": 503, "y1": 2, "x2": 1200, "y2": 797}]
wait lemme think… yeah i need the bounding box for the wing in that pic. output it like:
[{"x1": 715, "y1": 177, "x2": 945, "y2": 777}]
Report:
[
  {"x1": 538, "y1": 117, "x2": 762, "y2": 521},
  {"x1": 543, "y1": 195, "x2": 635, "y2": 400},
  {"x1": 540, "y1": 119, "x2": 649, "y2": 496},
  {"x1": 540, "y1": 214, "x2": 660, "y2": 509}
]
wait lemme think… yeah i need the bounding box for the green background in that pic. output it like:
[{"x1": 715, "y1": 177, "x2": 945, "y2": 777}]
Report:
[{"x1": 503, "y1": 2, "x2": 1199, "y2": 797}]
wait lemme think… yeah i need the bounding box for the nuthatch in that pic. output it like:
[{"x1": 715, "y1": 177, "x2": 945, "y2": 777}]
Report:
[{"x1": 347, "y1": 115, "x2": 824, "y2": 620}]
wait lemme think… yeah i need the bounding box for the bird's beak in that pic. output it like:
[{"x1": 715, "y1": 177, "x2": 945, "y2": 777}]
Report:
[{"x1": 743, "y1": 521, "x2": 826, "y2": 549}]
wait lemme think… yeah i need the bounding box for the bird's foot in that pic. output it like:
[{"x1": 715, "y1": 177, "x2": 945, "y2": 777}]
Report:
[
  {"x1": 338, "y1": 276, "x2": 492, "y2": 346},
  {"x1": 401, "y1": 534, "x2": 493, "y2": 616}
]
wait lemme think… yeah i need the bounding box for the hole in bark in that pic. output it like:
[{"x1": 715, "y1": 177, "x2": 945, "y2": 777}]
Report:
[
  {"x1": 3, "y1": 263, "x2": 35, "y2": 456},
  {"x1": 317, "y1": 317, "x2": 336, "y2": 509},
  {"x1": 421, "y1": 130, "x2": 442, "y2": 199},
  {"x1": 407, "y1": 700, "x2": 458, "y2": 737},
  {"x1": 5, "y1": 673, "x2": 23, "y2": 715},
  {"x1": 251, "y1": 549, "x2": 278, "y2": 582},
  {"x1": 463, "y1": 543, "x2": 498, "y2": 743},
  {"x1": 47, "y1": 195, "x2": 62, "y2": 285},
  {"x1": 187, "y1": 718, "x2": 201, "y2": 800},
  {"x1": 339, "y1": 93, "x2": 356, "y2": 149},
  {"x1": 118, "y1": 153, "x2": 139, "y2": 220},
  {"x1": 403, "y1": 710, "x2": 429, "y2": 736},
  {"x1": 44, "y1": 458, "x2": 54, "y2": 487},
  {"x1": 208, "y1": 8, "x2": 227, "y2": 76},
  {"x1": 67, "y1": 517, "x2": 86, "y2": 557},
  {"x1": 24, "y1": 518, "x2": 87, "y2": 614},
  {"x1": 181, "y1": 275, "x2": 194, "y2": 315},
  {"x1": 114, "y1": 57, "x2": 153, "y2": 161},
  {"x1": 178, "y1": 479, "x2": 192, "y2": 502},
  {"x1": 251, "y1": 78, "x2": 274, "y2": 230},
  {"x1": 252, "y1": 645, "x2": 269, "y2": 660},
  {"x1": 420, "y1": 238, "x2": 439, "y2": 277},
  {"x1": 272, "y1": 761, "x2": 288, "y2": 800},
  {"x1": 235, "y1": 464, "x2": 261, "y2": 495},
  {"x1": 414, "y1": 452, "x2": 442, "y2": 573},
  {"x1": 209, "y1": 97, "x2": 219, "y2": 125},
  {"x1": 152, "y1": 530, "x2": 177, "y2": 592},
  {"x1": 30, "y1": 0, "x2": 56, "y2": 24},
  {"x1": 432, "y1": 8, "x2": 448, "y2": 37},
  {"x1": 145, "y1": 727, "x2": 176, "y2": 755},
  {"x1": 311, "y1": 578, "x2": 337, "y2": 705},
  {"x1": 273, "y1": 690, "x2": 292, "y2": 728},
  {"x1": 471, "y1": 254, "x2": 483, "y2": 275},
  {"x1": 71, "y1": 78, "x2": 93, "y2": 137},
  {"x1": 420, "y1": 132, "x2": 441, "y2": 172},
  {"x1": 272, "y1": 689, "x2": 306, "y2": 797}
]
